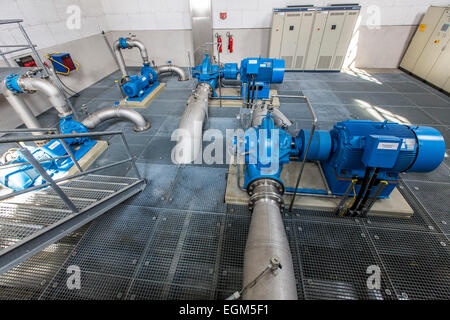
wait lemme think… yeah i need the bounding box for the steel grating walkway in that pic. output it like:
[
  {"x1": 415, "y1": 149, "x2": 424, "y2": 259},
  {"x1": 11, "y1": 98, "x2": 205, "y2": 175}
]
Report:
[{"x1": 0, "y1": 68, "x2": 449, "y2": 300}]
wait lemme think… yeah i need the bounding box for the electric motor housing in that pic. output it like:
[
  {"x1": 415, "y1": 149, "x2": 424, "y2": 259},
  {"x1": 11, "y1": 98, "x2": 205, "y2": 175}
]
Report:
[{"x1": 321, "y1": 120, "x2": 446, "y2": 197}]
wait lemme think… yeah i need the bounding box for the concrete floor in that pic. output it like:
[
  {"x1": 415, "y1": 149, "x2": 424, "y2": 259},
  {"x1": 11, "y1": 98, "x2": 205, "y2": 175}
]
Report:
[{"x1": 1, "y1": 67, "x2": 449, "y2": 300}]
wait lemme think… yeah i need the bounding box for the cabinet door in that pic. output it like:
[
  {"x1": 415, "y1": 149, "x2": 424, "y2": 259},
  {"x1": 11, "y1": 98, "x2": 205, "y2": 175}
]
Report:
[
  {"x1": 412, "y1": 9, "x2": 450, "y2": 79},
  {"x1": 269, "y1": 12, "x2": 285, "y2": 59},
  {"x1": 400, "y1": 6, "x2": 445, "y2": 71},
  {"x1": 315, "y1": 10, "x2": 346, "y2": 70},
  {"x1": 280, "y1": 12, "x2": 302, "y2": 69},
  {"x1": 331, "y1": 10, "x2": 359, "y2": 71},
  {"x1": 304, "y1": 11, "x2": 328, "y2": 70},
  {"x1": 293, "y1": 11, "x2": 315, "y2": 70}
]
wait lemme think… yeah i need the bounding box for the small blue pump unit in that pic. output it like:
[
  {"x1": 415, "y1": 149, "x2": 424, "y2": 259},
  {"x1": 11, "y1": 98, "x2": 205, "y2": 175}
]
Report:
[
  {"x1": 238, "y1": 113, "x2": 446, "y2": 214},
  {"x1": 121, "y1": 64, "x2": 159, "y2": 101},
  {"x1": 118, "y1": 37, "x2": 160, "y2": 101},
  {"x1": 192, "y1": 54, "x2": 285, "y2": 99}
]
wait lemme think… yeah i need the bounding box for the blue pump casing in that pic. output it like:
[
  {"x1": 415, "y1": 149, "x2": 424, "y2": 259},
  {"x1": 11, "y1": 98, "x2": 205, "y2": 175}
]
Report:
[
  {"x1": 238, "y1": 113, "x2": 293, "y2": 188},
  {"x1": 192, "y1": 54, "x2": 221, "y2": 90}
]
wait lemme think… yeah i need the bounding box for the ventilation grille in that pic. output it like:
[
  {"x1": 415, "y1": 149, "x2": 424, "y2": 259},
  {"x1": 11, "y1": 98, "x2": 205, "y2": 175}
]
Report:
[
  {"x1": 332, "y1": 56, "x2": 344, "y2": 70},
  {"x1": 349, "y1": 12, "x2": 358, "y2": 15},
  {"x1": 330, "y1": 12, "x2": 345, "y2": 16},
  {"x1": 282, "y1": 56, "x2": 293, "y2": 69},
  {"x1": 305, "y1": 13, "x2": 313, "y2": 16},
  {"x1": 317, "y1": 55, "x2": 332, "y2": 69},
  {"x1": 287, "y1": 14, "x2": 301, "y2": 17},
  {"x1": 295, "y1": 56, "x2": 304, "y2": 69}
]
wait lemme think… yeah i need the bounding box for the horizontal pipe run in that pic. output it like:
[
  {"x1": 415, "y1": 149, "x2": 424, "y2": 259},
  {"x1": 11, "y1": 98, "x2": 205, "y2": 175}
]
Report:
[
  {"x1": 0, "y1": 130, "x2": 123, "y2": 144},
  {"x1": 0, "y1": 128, "x2": 57, "y2": 133}
]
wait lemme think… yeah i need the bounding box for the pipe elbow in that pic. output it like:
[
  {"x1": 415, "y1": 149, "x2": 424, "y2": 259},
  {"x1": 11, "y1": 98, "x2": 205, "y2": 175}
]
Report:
[
  {"x1": 156, "y1": 65, "x2": 189, "y2": 81},
  {"x1": 81, "y1": 107, "x2": 150, "y2": 132},
  {"x1": 18, "y1": 77, "x2": 71, "y2": 116}
]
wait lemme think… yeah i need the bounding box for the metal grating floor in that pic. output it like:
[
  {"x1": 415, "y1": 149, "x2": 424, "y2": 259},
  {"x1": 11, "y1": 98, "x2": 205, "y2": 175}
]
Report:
[{"x1": 1, "y1": 68, "x2": 449, "y2": 300}]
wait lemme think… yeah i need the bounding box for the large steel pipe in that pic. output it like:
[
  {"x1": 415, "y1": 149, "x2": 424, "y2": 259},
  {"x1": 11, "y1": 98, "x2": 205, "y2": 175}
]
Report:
[
  {"x1": 113, "y1": 39, "x2": 129, "y2": 78},
  {"x1": 243, "y1": 179, "x2": 298, "y2": 300},
  {"x1": 114, "y1": 38, "x2": 149, "y2": 78},
  {"x1": 2, "y1": 80, "x2": 42, "y2": 136},
  {"x1": 172, "y1": 82, "x2": 210, "y2": 164},
  {"x1": 81, "y1": 107, "x2": 150, "y2": 132},
  {"x1": 155, "y1": 65, "x2": 189, "y2": 81},
  {"x1": 18, "y1": 77, "x2": 72, "y2": 117}
]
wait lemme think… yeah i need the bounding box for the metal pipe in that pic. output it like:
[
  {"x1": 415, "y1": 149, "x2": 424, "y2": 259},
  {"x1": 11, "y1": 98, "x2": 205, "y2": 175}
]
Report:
[
  {"x1": 81, "y1": 107, "x2": 150, "y2": 132},
  {"x1": 113, "y1": 39, "x2": 129, "y2": 78},
  {"x1": 113, "y1": 38, "x2": 150, "y2": 78},
  {"x1": 18, "y1": 77, "x2": 72, "y2": 117},
  {"x1": 127, "y1": 39, "x2": 149, "y2": 65},
  {"x1": 155, "y1": 65, "x2": 189, "y2": 81},
  {"x1": 173, "y1": 82, "x2": 211, "y2": 164},
  {"x1": 2, "y1": 79, "x2": 43, "y2": 136},
  {"x1": 243, "y1": 179, "x2": 298, "y2": 300},
  {"x1": 251, "y1": 102, "x2": 293, "y2": 128}
]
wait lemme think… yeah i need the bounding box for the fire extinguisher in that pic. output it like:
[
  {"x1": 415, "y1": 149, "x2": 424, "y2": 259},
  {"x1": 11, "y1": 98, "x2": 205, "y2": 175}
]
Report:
[
  {"x1": 227, "y1": 32, "x2": 233, "y2": 53},
  {"x1": 216, "y1": 33, "x2": 223, "y2": 53}
]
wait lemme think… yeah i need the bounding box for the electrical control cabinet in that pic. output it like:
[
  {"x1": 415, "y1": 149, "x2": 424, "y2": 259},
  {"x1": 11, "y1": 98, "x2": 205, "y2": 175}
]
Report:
[
  {"x1": 269, "y1": 5, "x2": 360, "y2": 71},
  {"x1": 400, "y1": 6, "x2": 450, "y2": 93}
]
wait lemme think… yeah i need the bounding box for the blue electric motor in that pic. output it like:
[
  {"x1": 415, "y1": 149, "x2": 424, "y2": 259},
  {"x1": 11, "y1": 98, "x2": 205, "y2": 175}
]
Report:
[
  {"x1": 240, "y1": 57, "x2": 285, "y2": 99},
  {"x1": 121, "y1": 64, "x2": 159, "y2": 100},
  {"x1": 319, "y1": 120, "x2": 446, "y2": 197},
  {"x1": 192, "y1": 54, "x2": 285, "y2": 99},
  {"x1": 239, "y1": 114, "x2": 446, "y2": 200}
]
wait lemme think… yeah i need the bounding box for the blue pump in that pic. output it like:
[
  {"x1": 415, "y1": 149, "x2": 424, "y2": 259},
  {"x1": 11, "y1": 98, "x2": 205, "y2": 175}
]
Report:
[
  {"x1": 121, "y1": 64, "x2": 160, "y2": 101},
  {"x1": 192, "y1": 54, "x2": 285, "y2": 99},
  {"x1": 239, "y1": 114, "x2": 446, "y2": 199}
]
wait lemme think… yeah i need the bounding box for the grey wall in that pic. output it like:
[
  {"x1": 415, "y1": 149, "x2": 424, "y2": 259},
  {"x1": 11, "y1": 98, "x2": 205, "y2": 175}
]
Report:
[{"x1": 0, "y1": 33, "x2": 117, "y2": 130}]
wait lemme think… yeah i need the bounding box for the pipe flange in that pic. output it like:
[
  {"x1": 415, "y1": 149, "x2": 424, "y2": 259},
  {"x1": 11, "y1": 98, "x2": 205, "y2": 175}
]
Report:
[
  {"x1": 133, "y1": 121, "x2": 151, "y2": 132},
  {"x1": 247, "y1": 177, "x2": 284, "y2": 196},
  {"x1": 5, "y1": 74, "x2": 24, "y2": 94},
  {"x1": 248, "y1": 178, "x2": 285, "y2": 212}
]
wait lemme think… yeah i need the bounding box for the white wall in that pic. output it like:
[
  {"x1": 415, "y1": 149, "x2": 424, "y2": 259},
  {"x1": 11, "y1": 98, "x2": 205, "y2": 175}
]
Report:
[{"x1": 0, "y1": 0, "x2": 106, "y2": 59}]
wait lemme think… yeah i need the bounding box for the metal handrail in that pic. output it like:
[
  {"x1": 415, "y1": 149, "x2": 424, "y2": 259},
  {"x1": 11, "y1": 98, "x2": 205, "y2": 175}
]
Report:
[
  {"x1": 0, "y1": 130, "x2": 142, "y2": 212},
  {"x1": 271, "y1": 95, "x2": 318, "y2": 212}
]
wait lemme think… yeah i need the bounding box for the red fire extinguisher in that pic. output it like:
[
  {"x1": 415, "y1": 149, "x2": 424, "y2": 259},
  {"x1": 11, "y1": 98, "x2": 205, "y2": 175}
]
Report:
[
  {"x1": 227, "y1": 32, "x2": 233, "y2": 53},
  {"x1": 216, "y1": 33, "x2": 223, "y2": 53}
]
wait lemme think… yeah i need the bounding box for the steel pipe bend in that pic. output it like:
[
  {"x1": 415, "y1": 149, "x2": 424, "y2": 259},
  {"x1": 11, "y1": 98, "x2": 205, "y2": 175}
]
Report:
[
  {"x1": 126, "y1": 39, "x2": 150, "y2": 65},
  {"x1": 155, "y1": 65, "x2": 189, "y2": 81},
  {"x1": 81, "y1": 107, "x2": 150, "y2": 132},
  {"x1": 2, "y1": 79, "x2": 43, "y2": 136},
  {"x1": 17, "y1": 77, "x2": 72, "y2": 117}
]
